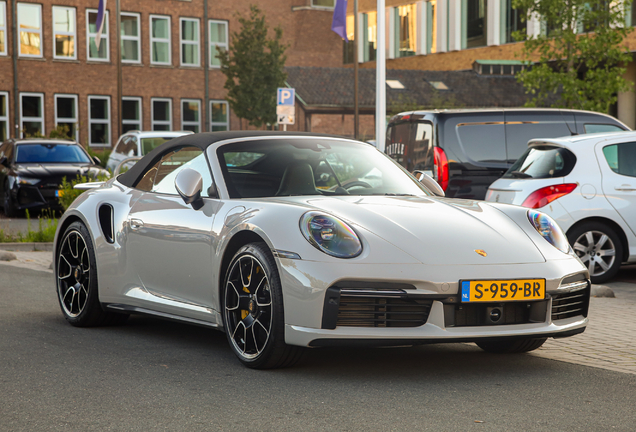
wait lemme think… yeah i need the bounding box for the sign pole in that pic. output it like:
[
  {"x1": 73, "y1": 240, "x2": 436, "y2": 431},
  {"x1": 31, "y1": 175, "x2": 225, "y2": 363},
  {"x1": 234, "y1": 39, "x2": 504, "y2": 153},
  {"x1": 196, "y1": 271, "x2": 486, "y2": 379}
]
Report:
[{"x1": 376, "y1": 0, "x2": 386, "y2": 152}]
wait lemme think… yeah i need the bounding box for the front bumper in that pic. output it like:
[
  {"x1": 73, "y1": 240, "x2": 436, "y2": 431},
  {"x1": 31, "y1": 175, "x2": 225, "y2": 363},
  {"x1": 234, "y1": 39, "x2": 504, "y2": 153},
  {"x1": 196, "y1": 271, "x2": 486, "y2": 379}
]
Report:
[{"x1": 277, "y1": 257, "x2": 589, "y2": 347}]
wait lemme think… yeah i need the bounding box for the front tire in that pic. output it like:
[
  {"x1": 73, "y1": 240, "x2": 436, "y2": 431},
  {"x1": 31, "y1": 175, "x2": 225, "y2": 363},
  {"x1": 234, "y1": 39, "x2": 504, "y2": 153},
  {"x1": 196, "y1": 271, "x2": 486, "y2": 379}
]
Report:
[
  {"x1": 476, "y1": 338, "x2": 547, "y2": 354},
  {"x1": 56, "y1": 221, "x2": 128, "y2": 327},
  {"x1": 567, "y1": 222, "x2": 623, "y2": 284},
  {"x1": 223, "y1": 242, "x2": 302, "y2": 369}
]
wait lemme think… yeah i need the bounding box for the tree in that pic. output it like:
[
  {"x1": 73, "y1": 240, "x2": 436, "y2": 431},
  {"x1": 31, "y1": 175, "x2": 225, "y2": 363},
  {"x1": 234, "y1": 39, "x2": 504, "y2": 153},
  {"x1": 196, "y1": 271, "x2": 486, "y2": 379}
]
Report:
[
  {"x1": 217, "y1": 5, "x2": 288, "y2": 128},
  {"x1": 513, "y1": 0, "x2": 633, "y2": 113}
]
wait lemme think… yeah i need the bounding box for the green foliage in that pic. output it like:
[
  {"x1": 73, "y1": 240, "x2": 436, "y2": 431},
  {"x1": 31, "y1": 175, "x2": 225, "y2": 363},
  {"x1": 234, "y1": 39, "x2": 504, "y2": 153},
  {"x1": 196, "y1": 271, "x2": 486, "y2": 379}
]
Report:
[
  {"x1": 0, "y1": 209, "x2": 58, "y2": 243},
  {"x1": 86, "y1": 147, "x2": 111, "y2": 169},
  {"x1": 513, "y1": 0, "x2": 633, "y2": 113},
  {"x1": 217, "y1": 5, "x2": 288, "y2": 128},
  {"x1": 48, "y1": 124, "x2": 72, "y2": 140},
  {"x1": 58, "y1": 173, "x2": 109, "y2": 211}
]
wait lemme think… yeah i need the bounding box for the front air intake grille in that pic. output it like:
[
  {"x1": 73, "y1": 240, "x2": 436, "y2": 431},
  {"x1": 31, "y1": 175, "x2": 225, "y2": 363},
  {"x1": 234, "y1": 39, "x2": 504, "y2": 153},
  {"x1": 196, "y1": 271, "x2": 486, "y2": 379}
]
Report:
[
  {"x1": 337, "y1": 295, "x2": 433, "y2": 328},
  {"x1": 551, "y1": 284, "x2": 590, "y2": 321},
  {"x1": 321, "y1": 287, "x2": 433, "y2": 329}
]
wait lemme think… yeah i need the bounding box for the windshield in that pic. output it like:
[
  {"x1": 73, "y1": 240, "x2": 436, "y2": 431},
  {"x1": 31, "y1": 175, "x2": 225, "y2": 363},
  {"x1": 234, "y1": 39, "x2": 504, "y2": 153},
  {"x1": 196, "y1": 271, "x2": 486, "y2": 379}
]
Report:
[
  {"x1": 217, "y1": 138, "x2": 432, "y2": 198},
  {"x1": 140, "y1": 137, "x2": 178, "y2": 155},
  {"x1": 504, "y1": 146, "x2": 576, "y2": 179},
  {"x1": 15, "y1": 144, "x2": 92, "y2": 164}
]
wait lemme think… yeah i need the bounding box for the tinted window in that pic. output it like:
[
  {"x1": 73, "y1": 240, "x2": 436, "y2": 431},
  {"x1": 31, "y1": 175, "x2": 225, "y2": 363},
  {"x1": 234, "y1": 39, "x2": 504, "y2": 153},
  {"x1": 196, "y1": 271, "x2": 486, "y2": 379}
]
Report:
[
  {"x1": 456, "y1": 122, "x2": 506, "y2": 164},
  {"x1": 140, "y1": 137, "x2": 174, "y2": 155},
  {"x1": 135, "y1": 146, "x2": 213, "y2": 196},
  {"x1": 504, "y1": 112, "x2": 572, "y2": 163},
  {"x1": 602, "y1": 142, "x2": 636, "y2": 177},
  {"x1": 385, "y1": 121, "x2": 434, "y2": 171},
  {"x1": 504, "y1": 146, "x2": 577, "y2": 179},
  {"x1": 584, "y1": 124, "x2": 624, "y2": 134},
  {"x1": 15, "y1": 144, "x2": 91, "y2": 164}
]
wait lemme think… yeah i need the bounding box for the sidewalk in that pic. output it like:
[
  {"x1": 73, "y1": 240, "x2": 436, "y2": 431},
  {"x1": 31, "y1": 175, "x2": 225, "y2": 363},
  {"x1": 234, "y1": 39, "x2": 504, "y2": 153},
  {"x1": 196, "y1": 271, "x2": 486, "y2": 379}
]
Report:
[{"x1": 2, "y1": 251, "x2": 635, "y2": 375}]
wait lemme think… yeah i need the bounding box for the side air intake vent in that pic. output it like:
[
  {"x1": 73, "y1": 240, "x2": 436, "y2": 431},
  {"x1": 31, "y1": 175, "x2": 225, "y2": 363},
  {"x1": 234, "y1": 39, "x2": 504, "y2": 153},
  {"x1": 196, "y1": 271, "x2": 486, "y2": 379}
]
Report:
[{"x1": 98, "y1": 204, "x2": 114, "y2": 243}]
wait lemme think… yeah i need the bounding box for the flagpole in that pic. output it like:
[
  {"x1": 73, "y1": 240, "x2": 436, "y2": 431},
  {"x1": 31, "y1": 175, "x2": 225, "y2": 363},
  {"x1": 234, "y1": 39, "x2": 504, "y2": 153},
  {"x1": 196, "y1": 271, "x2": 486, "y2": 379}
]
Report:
[
  {"x1": 375, "y1": 0, "x2": 386, "y2": 152},
  {"x1": 116, "y1": 0, "x2": 122, "y2": 139},
  {"x1": 354, "y1": 0, "x2": 359, "y2": 140}
]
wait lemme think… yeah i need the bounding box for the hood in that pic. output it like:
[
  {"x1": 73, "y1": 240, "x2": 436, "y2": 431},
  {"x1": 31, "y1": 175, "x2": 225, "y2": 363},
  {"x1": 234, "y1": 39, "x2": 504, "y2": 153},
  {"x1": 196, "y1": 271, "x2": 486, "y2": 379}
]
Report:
[
  {"x1": 15, "y1": 163, "x2": 106, "y2": 182},
  {"x1": 293, "y1": 196, "x2": 546, "y2": 265}
]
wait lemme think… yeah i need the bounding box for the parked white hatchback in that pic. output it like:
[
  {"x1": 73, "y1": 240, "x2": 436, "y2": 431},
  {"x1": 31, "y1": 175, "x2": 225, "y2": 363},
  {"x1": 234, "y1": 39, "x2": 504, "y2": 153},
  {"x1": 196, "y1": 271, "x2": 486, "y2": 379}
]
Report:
[
  {"x1": 106, "y1": 131, "x2": 194, "y2": 172},
  {"x1": 486, "y1": 132, "x2": 636, "y2": 283}
]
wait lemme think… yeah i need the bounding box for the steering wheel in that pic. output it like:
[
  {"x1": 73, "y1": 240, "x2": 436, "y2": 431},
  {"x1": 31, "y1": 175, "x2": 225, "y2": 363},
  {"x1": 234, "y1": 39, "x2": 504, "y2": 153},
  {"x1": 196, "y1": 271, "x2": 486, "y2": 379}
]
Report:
[{"x1": 342, "y1": 180, "x2": 373, "y2": 190}]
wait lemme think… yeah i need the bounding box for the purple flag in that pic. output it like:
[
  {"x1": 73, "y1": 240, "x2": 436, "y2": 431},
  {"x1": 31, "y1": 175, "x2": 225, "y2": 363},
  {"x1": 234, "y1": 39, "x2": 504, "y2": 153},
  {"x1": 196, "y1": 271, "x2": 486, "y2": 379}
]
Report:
[
  {"x1": 95, "y1": 0, "x2": 107, "y2": 50},
  {"x1": 331, "y1": 0, "x2": 348, "y2": 42}
]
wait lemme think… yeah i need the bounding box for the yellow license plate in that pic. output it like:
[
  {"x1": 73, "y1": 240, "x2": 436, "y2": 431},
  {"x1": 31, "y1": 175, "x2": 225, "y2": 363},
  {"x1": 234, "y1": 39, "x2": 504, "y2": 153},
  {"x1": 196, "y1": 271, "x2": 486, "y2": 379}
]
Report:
[
  {"x1": 55, "y1": 190, "x2": 64, "y2": 197},
  {"x1": 460, "y1": 279, "x2": 545, "y2": 302}
]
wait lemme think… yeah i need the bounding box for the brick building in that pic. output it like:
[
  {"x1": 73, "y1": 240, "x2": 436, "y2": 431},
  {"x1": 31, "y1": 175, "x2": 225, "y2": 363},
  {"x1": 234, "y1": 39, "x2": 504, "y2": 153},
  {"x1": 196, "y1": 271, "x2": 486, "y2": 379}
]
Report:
[{"x1": 0, "y1": 0, "x2": 345, "y2": 147}]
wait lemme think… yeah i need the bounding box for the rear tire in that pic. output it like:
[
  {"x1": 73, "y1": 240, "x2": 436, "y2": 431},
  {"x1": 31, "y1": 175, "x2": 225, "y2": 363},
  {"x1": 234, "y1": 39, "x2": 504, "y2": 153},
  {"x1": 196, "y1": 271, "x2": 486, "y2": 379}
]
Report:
[
  {"x1": 567, "y1": 222, "x2": 623, "y2": 284},
  {"x1": 56, "y1": 221, "x2": 129, "y2": 327},
  {"x1": 222, "y1": 242, "x2": 303, "y2": 369},
  {"x1": 476, "y1": 338, "x2": 547, "y2": 354}
]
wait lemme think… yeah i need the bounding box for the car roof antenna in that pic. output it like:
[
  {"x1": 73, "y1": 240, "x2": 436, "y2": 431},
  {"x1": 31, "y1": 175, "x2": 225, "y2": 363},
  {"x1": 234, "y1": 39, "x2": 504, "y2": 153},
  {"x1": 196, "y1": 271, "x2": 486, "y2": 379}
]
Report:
[{"x1": 560, "y1": 110, "x2": 578, "y2": 136}]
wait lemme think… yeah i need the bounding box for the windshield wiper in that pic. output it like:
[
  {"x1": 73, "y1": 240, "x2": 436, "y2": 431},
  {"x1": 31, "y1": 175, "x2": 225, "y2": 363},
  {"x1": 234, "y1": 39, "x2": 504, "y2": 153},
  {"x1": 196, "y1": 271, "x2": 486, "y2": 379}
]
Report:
[{"x1": 508, "y1": 171, "x2": 533, "y2": 179}]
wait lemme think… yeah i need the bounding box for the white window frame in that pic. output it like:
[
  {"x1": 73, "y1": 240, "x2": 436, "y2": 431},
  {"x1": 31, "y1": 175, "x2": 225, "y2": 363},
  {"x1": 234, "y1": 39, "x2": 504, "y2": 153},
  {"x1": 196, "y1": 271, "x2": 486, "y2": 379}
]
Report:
[
  {"x1": 311, "y1": 0, "x2": 336, "y2": 10},
  {"x1": 52, "y1": 6, "x2": 76, "y2": 60},
  {"x1": 0, "y1": 2, "x2": 7, "y2": 56},
  {"x1": 17, "y1": 2, "x2": 43, "y2": 58},
  {"x1": 151, "y1": 97, "x2": 172, "y2": 130},
  {"x1": 19, "y1": 92, "x2": 44, "y2": 138},
  {"x1": 86, "y1": 8, "x2": 109, "y2": 62},
  {"x1": 180, "y1": 17, "x2": 200, "y2": 67},
  {"x1": 121, "y1": 12, "x2": 141, "y2": 64},
  {"x1": 0, "y1": 91, "x2": 9, "y2": 140},
  {"x1": 54, "y1": 94, "x2": 78, "y2": 139},
  {"x1": 208, "y1": 19, "x2": 228, "y2": 68},
  {"x1": 149, "y1": 14, "x2": 171, "y2": 65},
  {"x1": 210, "y1": 100, "x2": 230, "y2": 131},
  {"x1": 181, "y1": 99, "x2": 201, "y2": 132},
  {"x1": 122, "y1": 96, "x2": 142, "y2": 131},
  {"x1": 88, "y1": 95, "x2": 111, "y2": 147}
]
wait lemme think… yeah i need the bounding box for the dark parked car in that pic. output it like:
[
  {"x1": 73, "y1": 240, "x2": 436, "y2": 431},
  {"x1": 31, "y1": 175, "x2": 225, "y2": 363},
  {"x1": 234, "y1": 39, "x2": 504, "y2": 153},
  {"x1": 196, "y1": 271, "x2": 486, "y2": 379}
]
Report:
[
  {"x1": 385, "y1": 108, "x2": 629, "y2": 200},
  {"x1": 0, "y1": 139, "x2": 108, "y2": 217}
]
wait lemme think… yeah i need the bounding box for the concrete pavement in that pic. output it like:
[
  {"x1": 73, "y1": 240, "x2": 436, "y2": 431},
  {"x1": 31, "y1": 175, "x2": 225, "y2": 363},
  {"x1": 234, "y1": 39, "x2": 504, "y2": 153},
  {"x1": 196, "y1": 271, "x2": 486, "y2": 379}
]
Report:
[{"x1": 1, "y1": 251, "x2": 635, "y2": 376}]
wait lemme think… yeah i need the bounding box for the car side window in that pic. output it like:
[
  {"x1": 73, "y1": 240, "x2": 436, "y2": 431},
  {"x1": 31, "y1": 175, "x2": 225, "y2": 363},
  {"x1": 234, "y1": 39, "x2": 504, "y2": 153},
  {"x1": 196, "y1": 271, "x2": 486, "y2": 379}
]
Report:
[
  {"x1": 135, "y1": 146, "x2": 213, "y2": 197},
  {"x1": 602, "y1": 142, "x2": 636, "y2": 177},
  {"x1": 113, "y1": 136, "x2": 128, "y2": 154},
  {"x1": 585, "y1": 124, "x2": 624, "y2": 134}
]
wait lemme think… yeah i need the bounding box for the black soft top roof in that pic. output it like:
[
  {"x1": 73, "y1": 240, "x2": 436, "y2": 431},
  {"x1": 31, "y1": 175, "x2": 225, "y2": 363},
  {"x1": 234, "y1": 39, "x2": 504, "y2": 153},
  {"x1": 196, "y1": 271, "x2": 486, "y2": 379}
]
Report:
[{"x1": 117, "y1": 131, "x2": 342, "y2": 188}]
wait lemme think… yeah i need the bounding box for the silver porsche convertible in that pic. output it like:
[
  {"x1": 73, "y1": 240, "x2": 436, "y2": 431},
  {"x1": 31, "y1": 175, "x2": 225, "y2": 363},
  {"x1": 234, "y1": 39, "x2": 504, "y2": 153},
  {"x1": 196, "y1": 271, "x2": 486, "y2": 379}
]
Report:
[{"x1": 54, "y1": 132, "x2": 590, "y2": 369}]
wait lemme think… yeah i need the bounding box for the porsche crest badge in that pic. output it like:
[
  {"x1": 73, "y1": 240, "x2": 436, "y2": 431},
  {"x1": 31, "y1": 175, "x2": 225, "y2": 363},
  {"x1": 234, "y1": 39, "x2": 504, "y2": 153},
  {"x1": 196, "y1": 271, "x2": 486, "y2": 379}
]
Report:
[{"x1": 474, "y1": 249, "x2": 487, "y2": 257}]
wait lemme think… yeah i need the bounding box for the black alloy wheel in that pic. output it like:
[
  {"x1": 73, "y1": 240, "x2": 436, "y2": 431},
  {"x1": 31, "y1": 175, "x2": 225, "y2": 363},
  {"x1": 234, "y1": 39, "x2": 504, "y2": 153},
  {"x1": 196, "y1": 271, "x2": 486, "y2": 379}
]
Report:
[
  {"x1": 223, "y1": 242, "x2": 302, "y2": 369},
  {"x1": 56, "y1": 221, "x2": 128, "y2": 327}
]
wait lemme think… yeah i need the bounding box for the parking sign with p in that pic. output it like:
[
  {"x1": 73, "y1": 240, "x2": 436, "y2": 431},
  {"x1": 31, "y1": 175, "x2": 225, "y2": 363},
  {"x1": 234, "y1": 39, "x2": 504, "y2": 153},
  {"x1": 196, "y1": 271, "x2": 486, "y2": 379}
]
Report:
[{"x1": 277, "y1": 88, "x2": 295, "y2": 106}]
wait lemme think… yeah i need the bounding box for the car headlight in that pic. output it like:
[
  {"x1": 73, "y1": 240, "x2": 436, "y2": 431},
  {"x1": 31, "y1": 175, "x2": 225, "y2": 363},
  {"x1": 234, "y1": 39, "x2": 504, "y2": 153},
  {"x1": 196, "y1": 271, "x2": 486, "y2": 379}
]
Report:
[
  {"x1": 16, "y1": 176, "x2": 40, "y2": 185},
  {"x1": 300, "y1": 211, "x2": 362, "y2": 258},
  {"x1": 527, "y1": 210, "x2": 570, "y2": 254}
]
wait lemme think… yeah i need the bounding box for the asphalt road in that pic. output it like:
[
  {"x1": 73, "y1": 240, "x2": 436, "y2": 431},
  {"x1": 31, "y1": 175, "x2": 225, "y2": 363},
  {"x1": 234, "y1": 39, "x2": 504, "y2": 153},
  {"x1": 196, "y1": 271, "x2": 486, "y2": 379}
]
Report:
[{"x1": 2, "y1": 266, "x2": 636, "y2": 432}]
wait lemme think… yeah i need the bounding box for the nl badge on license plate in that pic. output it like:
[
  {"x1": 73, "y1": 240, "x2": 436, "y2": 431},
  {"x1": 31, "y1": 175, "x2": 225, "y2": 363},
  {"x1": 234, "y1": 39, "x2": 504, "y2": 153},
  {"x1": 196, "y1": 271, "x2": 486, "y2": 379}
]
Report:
[{"x1": 461, "y1": 279, "x2": 546, "y2": 302}]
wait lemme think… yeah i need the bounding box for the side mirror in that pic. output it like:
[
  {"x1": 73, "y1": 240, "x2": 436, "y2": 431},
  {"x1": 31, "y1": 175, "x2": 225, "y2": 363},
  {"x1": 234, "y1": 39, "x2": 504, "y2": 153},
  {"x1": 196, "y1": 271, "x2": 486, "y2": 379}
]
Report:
[
  {"x1": 92, "y1": 156, "x2": 101, "y2": 165},
  {"x1": 175, "y1": 167, "x2": 204, "y2": 209},
  {"x1": 413, "y1": 170, "x2": 445, "y2": 197}
]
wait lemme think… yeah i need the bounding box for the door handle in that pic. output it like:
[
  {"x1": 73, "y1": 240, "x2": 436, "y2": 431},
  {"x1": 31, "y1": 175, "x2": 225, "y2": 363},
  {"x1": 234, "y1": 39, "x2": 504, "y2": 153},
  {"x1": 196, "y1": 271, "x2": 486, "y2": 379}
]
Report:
[
  {"x1": 615, "y1": 185, "x2": 636, "y2": 192},
  {"x1": 129, "y1": 218, "x2": 144, "y2": 230}
]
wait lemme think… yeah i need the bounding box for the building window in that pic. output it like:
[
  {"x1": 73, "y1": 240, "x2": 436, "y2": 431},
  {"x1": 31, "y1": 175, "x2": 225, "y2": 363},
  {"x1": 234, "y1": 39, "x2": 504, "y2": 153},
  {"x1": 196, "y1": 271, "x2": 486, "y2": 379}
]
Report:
[
  {"x1": 18, "y1": 3, "x2": 42, "y2": 57},
  {"x1": 343, "y1": 15, "x2": 354, "y2": 64},
  {"x1": 180, "y1": 18, "x2": 200, "y2": 66},
  {"x1": 152, "y1": 98, "x2": 172, "y2": 131},
  {"x1": 150, "y1": 15, "x2": 170, "y2": 65},
  {"x1": 0, "y1": 2, "x2": 7, "y2": 56},
  {"x1": 121, "y1": 12, "x2": 140, "y2": 63},
  {"x1": 20, "y1": 93, "x2": 44, "y2": 137},
  {"x1": 394, "y1": 4, "x2": 417, "y2": 58},
  {"x1": 502, "y1": 0, "x2": 526, "y2": 43},
  {"x1": 122, "y1": 97, "x2": 142, "y2": 133},
  {"x1": 87, "y1": 9, "x2": 109, "y2": 61},
  {"x1": 427, "y1": 0, "x2": 437, "y2": 54},
  {"x1": 0, "y1": 91, "x2": 8, "y2": 140},
  {"x1": 181, "y1": 99, "x2": 201, "y2": 132},
  {"x1": 54, "y1": 94, "x2": 78, "y2": 139},
  {"x1": 209, "y1": 20, "x2": 228, "y2": 67},
  {"x1": 88, "y1": 96, "x2": 111, "y2": 146},
  {"x1": 312, "y1": 0, "x2": 335, "y2": 8},
  {"x1": 363, "y1": 12, "x2": 377, "y2": 62},
  {"x1": 210, "y1": 100, "x2": 229, "y2": 131},
  {"x1": 52, "y1": 6, "x2": 76, "y2": 59},
  {"x1": 463, "y1": 0, "x2": 487, "y2": 48}
]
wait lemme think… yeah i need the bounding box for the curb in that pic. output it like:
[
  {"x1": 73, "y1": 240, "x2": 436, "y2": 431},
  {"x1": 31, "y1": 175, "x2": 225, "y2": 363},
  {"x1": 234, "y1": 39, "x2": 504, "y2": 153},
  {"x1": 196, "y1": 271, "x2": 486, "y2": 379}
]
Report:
[
  {"x1": 591, "y1": 284, "x2": 615, "y2": 298},
  {"x1": 0, "y1": 242, "x2": 54, "y2": 252}
]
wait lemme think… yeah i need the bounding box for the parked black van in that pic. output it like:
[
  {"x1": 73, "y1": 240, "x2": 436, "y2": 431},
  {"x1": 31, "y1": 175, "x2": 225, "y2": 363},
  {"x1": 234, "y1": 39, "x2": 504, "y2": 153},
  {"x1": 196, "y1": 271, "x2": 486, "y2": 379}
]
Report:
[{"x1": 385, "y1": 109, "x2": 629, "y2": 200}]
